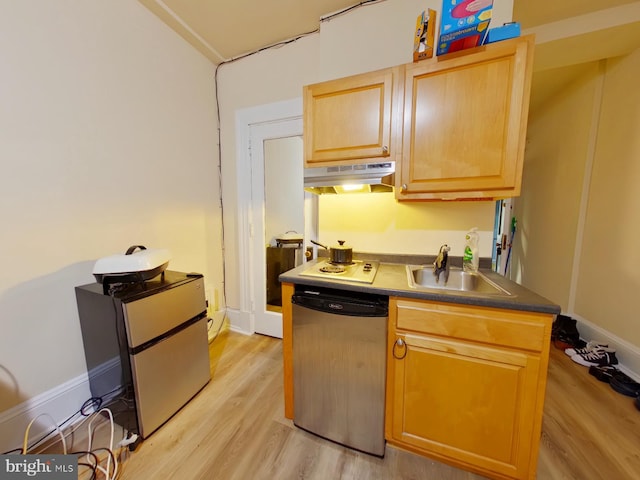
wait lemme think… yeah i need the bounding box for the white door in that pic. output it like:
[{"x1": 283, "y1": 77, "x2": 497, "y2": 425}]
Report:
[
  {"x1": 249, "y1": 118, "x2": 304, "y2": 338},
  {"x1": 496, "y1": 198, "x2": 514, "y2": 276}
]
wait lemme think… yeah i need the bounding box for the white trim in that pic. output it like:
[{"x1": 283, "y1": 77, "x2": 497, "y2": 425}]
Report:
[
  {"x1": 151, "y1": 0, "x2": 226, "y2": 63},
  {"x1": 573, "y1": 314, "x2": 640, "y2": 383},
  {"x1": 0, "y1": 373, "x2": 92, "y2": 454},
  {"x1": 228, "y1": 325, "x2": 253, "y2": 336},
  {"x1": 249, "y1": 121, "x2": 303, "y2": 338},
  {"x1": 235, "y1": 111, "x2": 254, "y2": 320},
  {"x1": 234, "y1": 98, "x2": 302, "y2": 335},
  {"x1": 224, "y1": 308, "x2": 252, "y2": 335}
]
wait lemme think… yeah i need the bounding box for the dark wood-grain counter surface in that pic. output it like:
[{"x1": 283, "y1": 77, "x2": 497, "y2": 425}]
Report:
[{"x1": 279, "y1": 253, "x2": 560, "y2": 315}]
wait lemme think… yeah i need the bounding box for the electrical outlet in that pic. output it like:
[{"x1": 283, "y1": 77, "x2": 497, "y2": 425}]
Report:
[
  {"x1": 205, "y1": 287, "x2": 213, "y2": 313},
  {"x1": 213, "y1": 288, "x2": 219, "y2": 311}
]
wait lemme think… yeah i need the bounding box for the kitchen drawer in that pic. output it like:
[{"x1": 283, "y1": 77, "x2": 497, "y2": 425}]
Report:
[{"x1": 393, "y1": 298, "x2": 549, "y2": 352}]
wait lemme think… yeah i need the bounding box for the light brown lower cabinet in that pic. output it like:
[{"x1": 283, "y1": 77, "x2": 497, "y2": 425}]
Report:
[{"x1": 385, "y1": 297, "x2": 552, "y2": 480}]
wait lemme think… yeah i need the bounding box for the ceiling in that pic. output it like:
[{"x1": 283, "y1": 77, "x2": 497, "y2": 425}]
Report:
[
  {"x1": 138, "y1": 0, "x2": 640, "y2": 110},
  {"x1": 138, "y1": 0, "x2": 358, "y2": 63},
  {"x1": 139, "y1": 0, "x2": 640, "y2": 66}
]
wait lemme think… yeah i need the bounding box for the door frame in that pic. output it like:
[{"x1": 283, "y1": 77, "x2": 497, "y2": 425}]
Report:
[{"x1": 235, "y1": 98, "x2": 304, "y2": 337}]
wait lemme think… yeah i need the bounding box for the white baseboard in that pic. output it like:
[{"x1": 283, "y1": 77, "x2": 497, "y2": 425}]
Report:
[
  {"x1": 573, "y1": 314, "x2": 640, "y2": 382},
  {"x1": 226, "y1": 308, "x2": 252, "y2": 335},
  {"x1": 0, "y1": 373, "x2": 91, "y2": 454},
  {"x1": 228, "y1": 326, "x2": 252, "y2": 336}
]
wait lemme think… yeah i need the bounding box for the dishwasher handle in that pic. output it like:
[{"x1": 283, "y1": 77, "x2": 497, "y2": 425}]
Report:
[{"x1": 292, "y1": 292, "x2": 388, "y2": 317}]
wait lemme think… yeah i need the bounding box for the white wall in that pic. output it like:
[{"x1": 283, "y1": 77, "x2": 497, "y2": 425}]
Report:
[
  {"x1": 513, "y1": 50, "x2": 640, "y2": 372},
  {"x1": 575, "y1": 49, "x2": 640, "y2": 347},
  {"x1": 0, "y1": 0, "x2": 219, "y2": 423},
  {"x1": 512, "y1": 63, "x2": 600, "y2": 311},
  {"x1": 218, "y1": 0, "x2": 513, "y2": 318}
]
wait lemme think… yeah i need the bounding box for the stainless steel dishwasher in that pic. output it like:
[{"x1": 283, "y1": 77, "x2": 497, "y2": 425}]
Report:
[{"x1": 292, "y1": 285, "x2": 388, "y2": 457}]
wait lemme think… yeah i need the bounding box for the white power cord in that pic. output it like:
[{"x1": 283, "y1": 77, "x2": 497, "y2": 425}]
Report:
[
  {"x1": 87, "y1": 408, "x2": 118, "y2": 480},
  {"x1": 19, "y1": 402, "x2": 136, "y2": 480},
  {"x1": 118, "y1": 433, "x2": 139, "y2": 448}
]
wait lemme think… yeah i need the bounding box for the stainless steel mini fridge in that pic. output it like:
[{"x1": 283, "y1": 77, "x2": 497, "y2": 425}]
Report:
[{"x1": 76, "y1": 271, "x2": 210, "y2": 442}]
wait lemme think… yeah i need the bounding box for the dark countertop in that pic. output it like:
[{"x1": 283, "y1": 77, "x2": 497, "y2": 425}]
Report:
[{"x1": 279, "y1": 254, "x2": 560, "y2": 315}]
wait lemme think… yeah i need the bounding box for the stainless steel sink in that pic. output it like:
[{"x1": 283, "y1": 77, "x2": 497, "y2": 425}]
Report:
[{"x1": 406, "y1": 265, "x2": 512, "y2": 296}]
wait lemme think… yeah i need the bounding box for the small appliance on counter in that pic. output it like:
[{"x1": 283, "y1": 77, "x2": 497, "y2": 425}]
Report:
[
  {"x1": 76, "y1": 248, "x2": 210, "y2": 448},
  {"x1": 92, "y1": 245, "x2": 171, "y2": 294}
]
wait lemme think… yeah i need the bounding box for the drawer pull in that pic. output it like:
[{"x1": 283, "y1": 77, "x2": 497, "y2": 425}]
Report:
[{"x1": 393, "y1": 338, "x2": 407, "y2": 359}]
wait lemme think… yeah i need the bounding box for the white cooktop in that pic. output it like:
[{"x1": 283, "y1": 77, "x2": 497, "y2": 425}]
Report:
[{"x1": 299, "y1": 260, "x2": 379, "y2": 284}]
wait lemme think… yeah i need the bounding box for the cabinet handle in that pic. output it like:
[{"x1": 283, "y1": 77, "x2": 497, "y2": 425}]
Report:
[
  {"x1": 401, "y1": 184, "x2": 408, "y2": 191},
  {"x1": 393, "y1": 338, "x2": 407, "y2": 359},
  {"x1": 382, "y1": 145, "x2": 389, "y2": 153}
]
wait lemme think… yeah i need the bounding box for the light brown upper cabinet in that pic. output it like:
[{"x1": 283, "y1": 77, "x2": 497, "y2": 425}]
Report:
[
  {"x1": 397, "y1": 36, "x2": 534, "y2": 200},
  {"x1": 303, "y1": 67, "x2": 401, "y2": 167}
]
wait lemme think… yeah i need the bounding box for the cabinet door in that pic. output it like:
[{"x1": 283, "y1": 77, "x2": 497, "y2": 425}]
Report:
[
  {"x1": 387, "y1": 332, "x2": 541, "y2": 479},
  {"x1": 397, "y1": 36, "x2": 534, "y2": 200},
  {"x1": 303, "y1": 67, "x2": 398, "y2": 166}
]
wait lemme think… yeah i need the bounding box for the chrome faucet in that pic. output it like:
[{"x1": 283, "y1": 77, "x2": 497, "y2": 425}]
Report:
[{"x1": 433, "y1": 244, "x2": 451, "y2": 283}]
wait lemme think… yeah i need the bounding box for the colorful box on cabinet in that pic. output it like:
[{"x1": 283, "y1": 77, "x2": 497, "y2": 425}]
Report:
[
  {"x1": 413, "y1": 9, "x2": 437, "y2": 62},
  {"x1": 484, "y1": 22, "x2": 521, "y2": 44},
  {"x1": 436, "y1": 0, "x2": 493, "y2": 56}
]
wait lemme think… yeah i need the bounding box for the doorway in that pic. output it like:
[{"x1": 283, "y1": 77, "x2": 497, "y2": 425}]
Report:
[
  {"x1": 249, "y1": 119, "x2": 303, "y2": 338},
  {"x1": 236, "y1": 98, "x2": 314, "y2": 338},
  {"x1": 264, "y1": 136, "x2": 304, "y2": 313}
]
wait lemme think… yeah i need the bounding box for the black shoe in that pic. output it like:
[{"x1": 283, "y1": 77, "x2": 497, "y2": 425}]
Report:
[
  {"x1": 635, "y1": 394, "x2": 640, "y2": 412},
  {"x1": 552, "y1": 314, "x2": 581, "y2": 349},
  {"x1": 589, "y1": 365, "x2": 619, "y2": 383},
  {"x1": 566, "y1": 341, "x2": 609, "y2": 357},
  {"x1": 570, "y1": 348, "x2": 618, "y2": 367},
  {"x1": 552, "y1": 314, "x2": 577, "y2": 338},
  {"x1": 610, "y1": 372, "x2": 640, "y2": 397}
]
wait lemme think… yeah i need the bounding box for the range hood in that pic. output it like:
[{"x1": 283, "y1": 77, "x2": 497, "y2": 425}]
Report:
[{"x1": 304, "y1": 161, "x2": 395, "y2": 194}]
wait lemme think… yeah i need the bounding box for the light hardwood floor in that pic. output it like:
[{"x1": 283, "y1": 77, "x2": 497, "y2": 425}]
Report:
[{"x1": 71, "y1": 323, "x2": 640, "y2": 479}]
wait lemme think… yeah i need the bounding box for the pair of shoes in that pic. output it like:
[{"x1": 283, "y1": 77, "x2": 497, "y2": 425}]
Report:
[
  {"x1": 565, "y1": 341, "x2": 609, "y2": 357},
  {"x1": 590, "y1": 364, "x2": 640, "y2": 398},
  {"x1": 552, "y1": 314, "x2": 574, "y2": 340},
  {"x1": 552, "y1": 314, "x2": 583, "y2": 350},
  {"x1": 610, "y1": 372, "x2": 640, "y2": 397},
  {"x1": 570, "y1": 346, "x2": 618, "y2": 367},
  {"x1": 588, "y1": 365, "x2": 619, "y2": 383}
]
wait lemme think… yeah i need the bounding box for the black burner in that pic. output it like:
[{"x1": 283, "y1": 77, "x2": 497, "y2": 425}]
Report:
[
  {"x1": 320, "y1": 264, "x2": 346, "y2": 274},
  {"x1": 300, "y1": 259, "x2": 380, "y2": 284}
]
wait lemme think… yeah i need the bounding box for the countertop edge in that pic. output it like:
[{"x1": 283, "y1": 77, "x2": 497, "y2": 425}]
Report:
[{"x1": 280, "y1": 260, "x2": 561, "y2": 315}]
